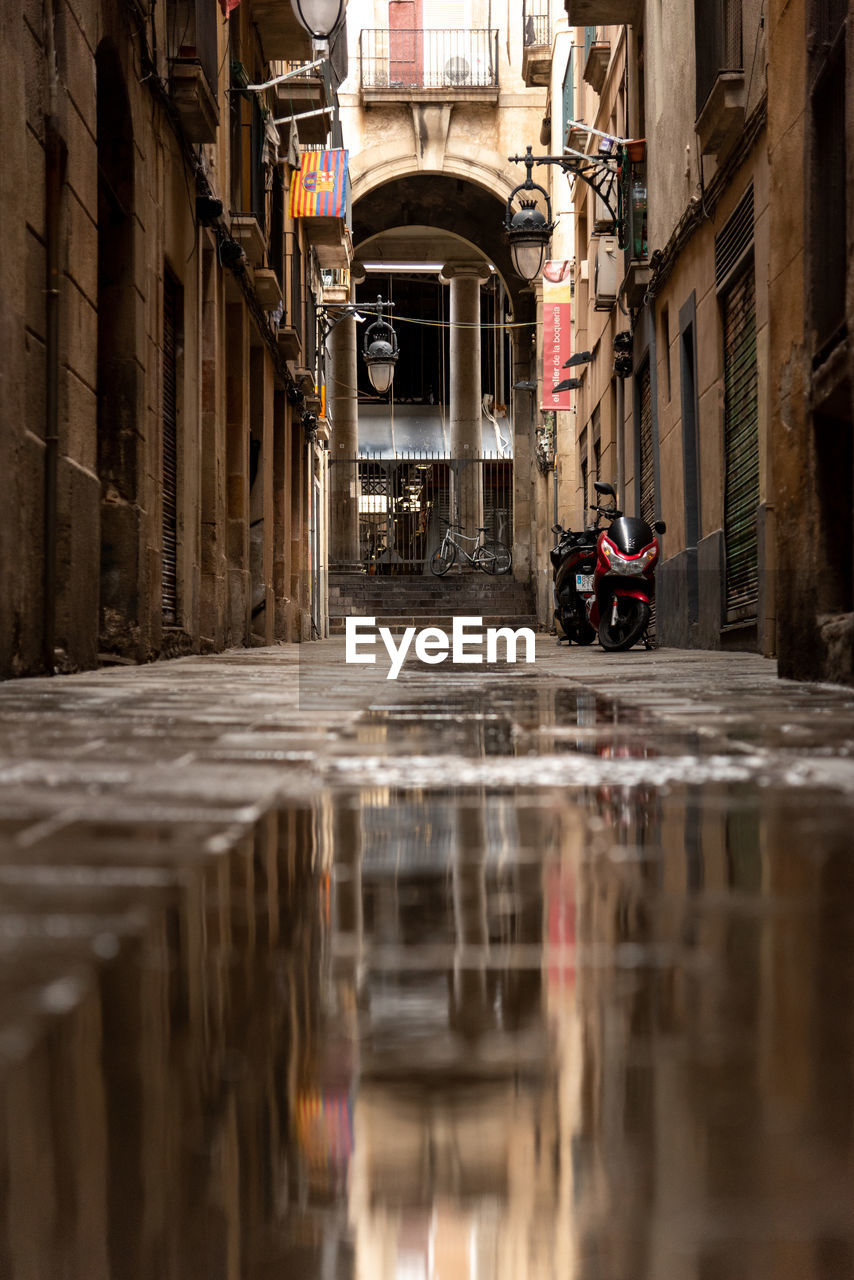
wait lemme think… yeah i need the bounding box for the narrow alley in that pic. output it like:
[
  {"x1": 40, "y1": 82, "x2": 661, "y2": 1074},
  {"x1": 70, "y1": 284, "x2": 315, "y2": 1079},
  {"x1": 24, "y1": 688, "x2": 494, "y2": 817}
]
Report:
[{"x1": 2, "y1": 639, "x2": 853, "y2": 1278}]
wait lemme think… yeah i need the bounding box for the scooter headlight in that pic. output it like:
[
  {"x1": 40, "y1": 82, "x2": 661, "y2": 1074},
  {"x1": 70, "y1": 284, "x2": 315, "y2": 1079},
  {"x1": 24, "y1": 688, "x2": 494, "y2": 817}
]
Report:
[{"x1": 601, "y1": 539, "x2": 657, "y2": 575}]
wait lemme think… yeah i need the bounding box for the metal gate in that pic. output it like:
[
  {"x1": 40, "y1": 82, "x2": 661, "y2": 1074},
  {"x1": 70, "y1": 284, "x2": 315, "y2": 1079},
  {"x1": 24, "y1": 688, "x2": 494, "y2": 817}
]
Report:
[
  {"x1": 162, "y1": 268, "x2": 180, "y2": 626},
  {"x1": 331, "y1": 456, "x2": 513, "y2": 574},
  {"x1": 722, "y1": 264, "x2": 759, "y2": 622},
  {"x1": 638, "y1": 361, "x2": 656, "y2": 636}
]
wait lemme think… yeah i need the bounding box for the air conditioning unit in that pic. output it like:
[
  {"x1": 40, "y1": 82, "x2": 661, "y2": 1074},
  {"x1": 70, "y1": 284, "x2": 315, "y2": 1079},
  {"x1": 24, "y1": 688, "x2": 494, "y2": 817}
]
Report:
[
  {"x1": 593, "y1": 188, "x2": 615, "y2": 233},
  {"x1": 594, "y1": 236, "x2": 618, "y2": 311},
  {"x1": 445, "y1": 56, "x2": 471, "y2": 84}
]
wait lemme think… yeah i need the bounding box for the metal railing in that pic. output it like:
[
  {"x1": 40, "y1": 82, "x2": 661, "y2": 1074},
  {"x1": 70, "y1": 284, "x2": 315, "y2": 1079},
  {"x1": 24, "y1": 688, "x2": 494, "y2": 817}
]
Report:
[
  {"x1": 360, "y1": 29, "x2": 498, "y2": 90},
  {"x1": 330, "y1": 455, "x2": 513, "y2": 573},
  {"x1": 523, "y1": 0, "x2": 550, "y2": 48}
]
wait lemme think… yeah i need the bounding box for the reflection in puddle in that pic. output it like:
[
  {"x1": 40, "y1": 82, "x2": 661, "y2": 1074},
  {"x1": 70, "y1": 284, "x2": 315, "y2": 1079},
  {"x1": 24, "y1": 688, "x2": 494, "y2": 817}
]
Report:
[
  {"x1": 260, "y1": 783, "x2": 854, "y2": 1280},
  {"x1": 18, "y1": 684, "x2": 854, "y2": 1280}
]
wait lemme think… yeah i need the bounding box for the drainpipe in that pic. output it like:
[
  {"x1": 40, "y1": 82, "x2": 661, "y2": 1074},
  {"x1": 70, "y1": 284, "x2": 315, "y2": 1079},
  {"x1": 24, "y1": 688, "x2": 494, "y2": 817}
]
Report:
[{"x1": 43, "y1": 0, "x2": 66, "y2": 674}]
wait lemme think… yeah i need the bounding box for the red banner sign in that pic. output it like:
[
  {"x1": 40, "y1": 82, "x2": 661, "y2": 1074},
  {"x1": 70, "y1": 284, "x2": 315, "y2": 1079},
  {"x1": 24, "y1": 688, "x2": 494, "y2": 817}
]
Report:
[{"x1": 541, "y1": 260, "x2": 573, "y2": 411}]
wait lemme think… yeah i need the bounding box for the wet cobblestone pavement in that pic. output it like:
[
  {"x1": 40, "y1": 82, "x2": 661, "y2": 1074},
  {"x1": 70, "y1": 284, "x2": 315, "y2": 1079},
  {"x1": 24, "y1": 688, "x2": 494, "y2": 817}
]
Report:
[{"x1": 1, "y1": 639, "x2": 854, "y2": 1278}]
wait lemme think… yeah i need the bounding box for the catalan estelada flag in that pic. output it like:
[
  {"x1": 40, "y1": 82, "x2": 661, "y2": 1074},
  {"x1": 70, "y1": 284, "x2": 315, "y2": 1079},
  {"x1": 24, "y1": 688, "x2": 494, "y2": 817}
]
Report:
[{"x1": 289, "y1": 150, "x2": 349, "y2": 218}]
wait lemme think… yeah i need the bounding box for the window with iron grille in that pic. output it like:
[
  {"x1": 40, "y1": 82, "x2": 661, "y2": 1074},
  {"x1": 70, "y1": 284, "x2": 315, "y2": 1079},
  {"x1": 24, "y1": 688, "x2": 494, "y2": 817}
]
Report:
[
  {"x1": 579, "y1": 428, "x2": 589, "y2": 512},
  {"x1": 694, "y1": 0, "x2": 743, "y2": 115},
  {"x1": 229, "y1": 76, "x2": 266, "y2": 231},
  {"x1": 637, "y1": 361, "x2": 656, "y2": 635},
  {"x1": 524, "y1": 0, "x2": 550, "y2": 48},
  {"x1": 270, "y1": 170, "x2": 285, "y2": 296},
  {"x1": 168, "y1": 0, "x2": 219, "y2": 96},
  {"x1": 722, "y1": 261, "x2": 759, "y2": 621},
  {"x1": 162, "y1": 267, "x2": 183, "y2": 626},
  {"x1": 592, "y1": 405, "x2": 601, "y2": 482},
  {"x1": 638, "y1": 362, "x2": 655, "y2": 527},
  {"x1": 290, "y1": 235, "x2": 303, "y2": 341}
]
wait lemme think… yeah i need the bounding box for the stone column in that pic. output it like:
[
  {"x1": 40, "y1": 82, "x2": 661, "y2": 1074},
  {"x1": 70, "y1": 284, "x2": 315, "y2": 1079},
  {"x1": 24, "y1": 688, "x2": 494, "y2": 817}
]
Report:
[
  {"x1": 443, "y1": 262, "x2": 490, "y2": 542},
  {"x1": 328, "y1": 311, "x2": 360, "y2": 567}
]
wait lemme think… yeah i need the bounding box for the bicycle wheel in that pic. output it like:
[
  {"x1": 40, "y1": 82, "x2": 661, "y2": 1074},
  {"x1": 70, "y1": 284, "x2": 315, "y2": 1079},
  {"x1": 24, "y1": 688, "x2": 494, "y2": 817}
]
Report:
[
  {"x1": 430, "y1": 542, "x2": 456, "y2": 576},
  {"x1": 475, "y1": 539, "x2": 512, "y2": 575}
]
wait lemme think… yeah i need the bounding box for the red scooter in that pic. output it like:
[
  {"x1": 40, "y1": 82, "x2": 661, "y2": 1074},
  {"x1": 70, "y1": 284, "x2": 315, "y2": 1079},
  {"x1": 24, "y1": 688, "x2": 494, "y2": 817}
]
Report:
[{"x1": 588, "y1": 481, "x2": 666, "y2": 651}]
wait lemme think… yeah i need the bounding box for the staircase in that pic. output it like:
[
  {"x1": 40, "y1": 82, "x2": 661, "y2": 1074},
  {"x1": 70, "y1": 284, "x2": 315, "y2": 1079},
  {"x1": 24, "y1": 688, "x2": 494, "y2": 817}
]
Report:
[{"x1": 328, "y1": 571, "x2": 539, "y2": 635}]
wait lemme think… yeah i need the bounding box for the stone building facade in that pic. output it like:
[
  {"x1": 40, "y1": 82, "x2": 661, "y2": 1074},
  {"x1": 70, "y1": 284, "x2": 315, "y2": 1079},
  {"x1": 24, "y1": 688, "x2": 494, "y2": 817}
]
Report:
[
  {"x1": 562, "y1": 0, "x2": 773, "y2": 655},
  {"x1": 0, "y1": 0, "x2": 350, "y2": 678},
  {"x1": 334, "y1": 0, "x2": 561, "y2": 624},
  {"x1": 767, "y1": 0, "x2": 853, "y2": 684}
]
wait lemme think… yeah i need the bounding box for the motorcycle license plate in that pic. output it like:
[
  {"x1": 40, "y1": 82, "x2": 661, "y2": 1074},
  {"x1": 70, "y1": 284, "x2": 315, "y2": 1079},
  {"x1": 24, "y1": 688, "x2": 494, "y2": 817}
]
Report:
[{"x1": 576, "y1": 573, "x2": 594, "y2": 592}]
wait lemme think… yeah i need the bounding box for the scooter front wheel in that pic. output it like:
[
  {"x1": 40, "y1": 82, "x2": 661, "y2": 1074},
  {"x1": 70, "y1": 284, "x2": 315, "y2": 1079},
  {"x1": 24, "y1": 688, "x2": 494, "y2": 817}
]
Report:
[{"x1": 598, "y1": 597, "x2": 650, "y2": 652}]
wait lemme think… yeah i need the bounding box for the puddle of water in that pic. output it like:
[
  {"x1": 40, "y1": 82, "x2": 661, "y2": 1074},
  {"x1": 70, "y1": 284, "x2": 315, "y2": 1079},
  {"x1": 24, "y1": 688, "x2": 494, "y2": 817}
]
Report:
[{"x1": 10, "y1": 679, "x2": 854, "y2": 1280}]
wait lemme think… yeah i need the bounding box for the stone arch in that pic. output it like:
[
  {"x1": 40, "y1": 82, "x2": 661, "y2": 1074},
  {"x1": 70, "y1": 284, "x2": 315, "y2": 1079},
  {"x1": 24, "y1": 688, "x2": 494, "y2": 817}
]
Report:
[
  {"x1": 96, "y1": 40, "x2": 142, "y2": 656},
  {"x1": 350, "y1": 150, "x2": 519, "y2": 210},
  {"x1": 352, "y1": 172, "x2": 534, "y2": 320}
]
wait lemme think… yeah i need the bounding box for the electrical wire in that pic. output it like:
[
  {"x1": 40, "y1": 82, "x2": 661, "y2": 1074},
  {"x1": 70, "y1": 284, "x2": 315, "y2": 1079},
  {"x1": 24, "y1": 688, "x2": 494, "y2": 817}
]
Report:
[{"x1": 384, "y1": 313, "x2": 537, "y2": 331}]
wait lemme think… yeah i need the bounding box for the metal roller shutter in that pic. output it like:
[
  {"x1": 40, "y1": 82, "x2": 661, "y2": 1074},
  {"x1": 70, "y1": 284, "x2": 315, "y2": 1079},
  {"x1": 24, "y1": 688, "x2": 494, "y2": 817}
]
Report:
[
  {"x1": 162, "y1": 269, "x2": 179, "y2": 626},
  {"x1": 723, "y1": 264, "x2": 759, "y2": 621},
  {"x1": 638, "y1": 362, "x2": 656, "y2": 637}
]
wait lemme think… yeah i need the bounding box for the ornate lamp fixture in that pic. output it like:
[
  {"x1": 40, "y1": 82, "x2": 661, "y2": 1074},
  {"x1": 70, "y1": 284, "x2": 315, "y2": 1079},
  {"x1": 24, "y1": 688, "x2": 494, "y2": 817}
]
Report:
[
  {"x1": 290, "y1": 0, "x2": 345, "y2": 43},
  {"x1": 319, "y1": 296, "x2": 399, "y2": 396},
  {"x1": 505, "y1": 125, "x2": 636, "y2": 281},
  {"x1": 504, "y1": 147, "x2": 555, "y2": 283},
  {"x1": 362, "y1": 309, "x2": 399, "y2": 394}
]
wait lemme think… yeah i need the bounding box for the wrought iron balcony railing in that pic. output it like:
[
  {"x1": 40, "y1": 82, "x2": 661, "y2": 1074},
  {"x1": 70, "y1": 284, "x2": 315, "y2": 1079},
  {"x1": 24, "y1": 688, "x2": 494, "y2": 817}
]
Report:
[
  {"x1": 360, "y1": 29, "x2": 498, "y2": 90},
  {"x1": 523, "y1": 0, "x2": 550, "y2": 47}
]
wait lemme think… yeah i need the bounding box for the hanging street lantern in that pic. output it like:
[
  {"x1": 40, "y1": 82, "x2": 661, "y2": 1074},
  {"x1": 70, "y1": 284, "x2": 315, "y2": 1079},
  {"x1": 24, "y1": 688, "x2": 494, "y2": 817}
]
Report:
[
  {"x1": 317, "y1": 296, "x2": 399, "y2": 401},
  {"x1": 362, "y1": 304, "x2": 399, "y2": 395},
  {"x1": 504, "y1": 147, "x2": 555, "y2": 283},
  {"x1": 505, "y1": 129, "x2": 631, "y2": 281},
  {"x1": 289, "y1": 0, "x2": 345, "y2": 41}
]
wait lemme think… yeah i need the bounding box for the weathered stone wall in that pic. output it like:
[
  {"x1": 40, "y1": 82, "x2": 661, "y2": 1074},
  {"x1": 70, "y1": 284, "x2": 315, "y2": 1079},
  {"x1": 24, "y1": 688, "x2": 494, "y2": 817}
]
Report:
[
  {"x1": 767, "y1": 0, "x2": 854, "y2": 684},
  {"x1": 1, "y1": 0, "x2": 321, "y2": 678}
]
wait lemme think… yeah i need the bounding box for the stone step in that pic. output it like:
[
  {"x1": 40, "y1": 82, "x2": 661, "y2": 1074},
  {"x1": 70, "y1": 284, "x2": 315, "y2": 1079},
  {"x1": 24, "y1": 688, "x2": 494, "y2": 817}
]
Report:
[
  {"x1": 329, "y1": 571, "x2": 537, "y2": 622},
  {"x1": 329, "y1": 615, "x2": 541, "y2": 635}
]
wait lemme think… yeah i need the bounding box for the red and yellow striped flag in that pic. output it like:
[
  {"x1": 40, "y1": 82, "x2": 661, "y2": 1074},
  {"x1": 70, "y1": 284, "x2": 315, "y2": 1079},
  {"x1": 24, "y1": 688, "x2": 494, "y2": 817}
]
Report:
[{"x1": 289, "y1": 150, "x2": 349, "y2": 218}]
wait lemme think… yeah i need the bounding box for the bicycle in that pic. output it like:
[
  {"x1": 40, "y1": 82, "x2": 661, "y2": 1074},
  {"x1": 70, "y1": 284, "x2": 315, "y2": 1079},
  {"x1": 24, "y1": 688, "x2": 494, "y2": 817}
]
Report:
[{"x1": 430, "y1": 519, "x2": 512, "y2": 576}]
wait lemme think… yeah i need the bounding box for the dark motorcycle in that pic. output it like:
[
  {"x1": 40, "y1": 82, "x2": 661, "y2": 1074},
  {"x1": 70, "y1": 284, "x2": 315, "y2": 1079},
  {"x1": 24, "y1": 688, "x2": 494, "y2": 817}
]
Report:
[
  {"x1": 550, "y1": 482, "x2": 619, "y2": 645},
  {"x1": 588, "y1": 481, "x2": 666, "y2": 652}
]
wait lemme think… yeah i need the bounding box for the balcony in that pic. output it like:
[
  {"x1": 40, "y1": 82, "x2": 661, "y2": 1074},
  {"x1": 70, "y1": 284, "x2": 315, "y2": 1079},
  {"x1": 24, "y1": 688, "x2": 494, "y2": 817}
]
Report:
[
  {"x1": 566, "y1": 0, "x2": 642, "y2": 25},
  {"x1": 253, "y1": 268, "x2": 283, "y2": 310},
  {"x1": 167, "y1": 0, "x2": 220, "y2": 143},
  {"x1": 359, "y1": 29, "x2": 499, "y2": 102},
  {"x1": 321, "y1": 268, "x2": 351, "y2": 305},
  {"x1": 302, "y1": 218, "x2": 353, "y2": 269},
  {"x1": 695, "y1": 71, "x2": 746, "y2": 156},
  {"x1": 583, "y1": 39, "x2": 611, "y2": 94},
  {"x1": 231, "y1": 214, "x2": 266, "y2": 265},
  {"x1": 170, "y1": 62, "x2": 219, "y2": 142},
  {"x1": 522, "y1": 0, "x2": 551, "y2": 86},
  {"x1": 296, "y1": 150, "x2": 353, "y2": 270},
  {"x1": 269, "y1": 59, "x2": 332, "y2": 146}
]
